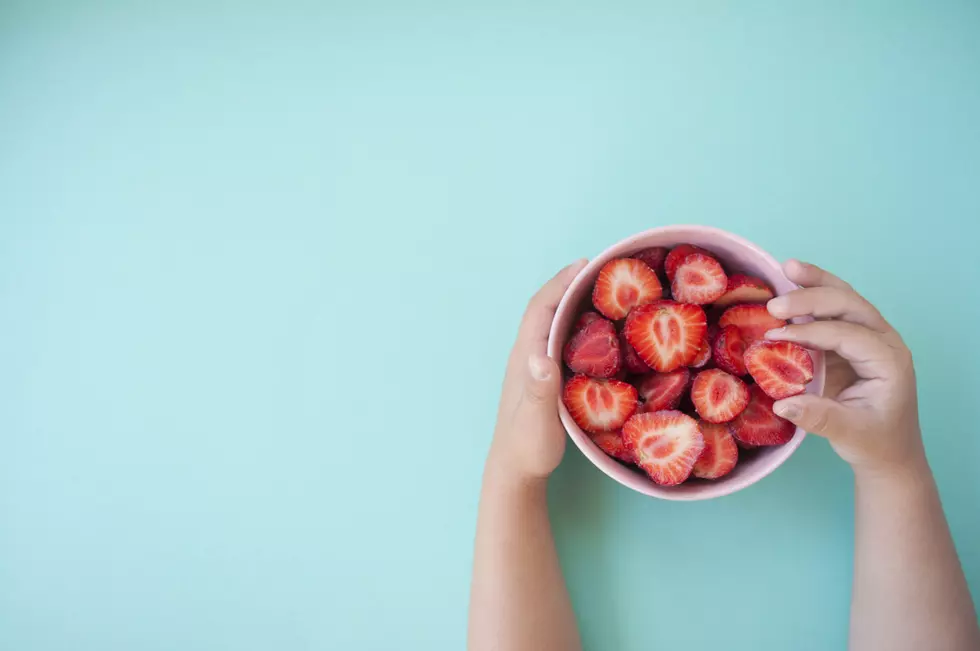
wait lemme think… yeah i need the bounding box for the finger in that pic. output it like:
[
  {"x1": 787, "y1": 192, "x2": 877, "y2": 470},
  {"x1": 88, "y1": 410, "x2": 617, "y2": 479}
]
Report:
[
  {"x1": 767, "y1": 286, "x2": 891, "y2": 332},
  {"x1": 517, "y1": 259, "x2": 588, "y2": 351},
  {"x1": 766, "y1": 321, "x2": 898, "y2": 380},
  {"x1": 783, "y1": 259, "x2": 853, "y2": 291},
  {"x1": 773, "y1": 394, "x2": 857, "y2": 441},
  {"x1": 517, "y1": 354, "x2": 562, "y2": 412}
]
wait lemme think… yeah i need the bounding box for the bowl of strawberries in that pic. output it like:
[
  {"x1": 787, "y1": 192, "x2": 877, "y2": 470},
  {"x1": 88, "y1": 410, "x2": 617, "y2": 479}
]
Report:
[{"x1": 547, "y1": 225, "x2": 825, "y2": 500}]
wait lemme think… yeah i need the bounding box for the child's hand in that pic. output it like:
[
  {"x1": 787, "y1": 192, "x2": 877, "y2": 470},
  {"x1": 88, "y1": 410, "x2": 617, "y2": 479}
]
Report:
[
  {"x1": 764, "y1": 260, "x2": 925, "y2": 476},
  {"x1": 489, "y1": 260, "x2": 588, "y2": 482}
]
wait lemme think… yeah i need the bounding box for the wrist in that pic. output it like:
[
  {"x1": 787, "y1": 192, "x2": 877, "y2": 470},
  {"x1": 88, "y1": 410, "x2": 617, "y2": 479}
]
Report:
[{"x1": 853, "y1": 451, "x2": 932, "y2": 490}]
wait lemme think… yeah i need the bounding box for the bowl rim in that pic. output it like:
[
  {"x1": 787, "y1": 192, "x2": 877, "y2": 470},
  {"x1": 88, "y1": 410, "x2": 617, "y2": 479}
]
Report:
[{"x1": 546, "y1": 224, "x2": 826, "y2": 501}]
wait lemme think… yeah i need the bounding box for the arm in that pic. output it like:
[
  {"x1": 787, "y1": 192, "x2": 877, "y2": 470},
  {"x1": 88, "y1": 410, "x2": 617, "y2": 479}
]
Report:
[
  {"x1": 467, "y1": 262, "x2": 585, "y2": 651},
  {"x1": 765, "y1": 260, "x2": 980, "y2": 651}
]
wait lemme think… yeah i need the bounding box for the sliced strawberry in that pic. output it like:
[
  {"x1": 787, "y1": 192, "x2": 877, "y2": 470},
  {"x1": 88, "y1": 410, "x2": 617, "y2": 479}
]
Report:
[
  {"x1": 712, "y1": 325, "x2": 748, "y2": 376},
  {"x1": 619, "y1": 331, "x2": 651, "y2": 374},
  {"x1": 692, "y1": 421, "x2": 739, "y2": 479},
  {"x1": 572, "y1": 311, "x2": 603, "y2": 332},
  {"x1": 671, "y1": 253, "x2": 728, "y2": 305},
  {"x1": 622, "y1": 411, "x2": 705, "y2": 486},
  {"x1": 590, "y1": 429, "x2": 634, "y2": 463},
  {"x1": 729, "y1": 385, "x2": 796, "y2": 446},
  {"x1": 625, "y1": 301, "x2": 707, "y2": 372},
  {"x1": 713, "y1": 274, "x2": 775, "y2": 308},
  {"x1": 718, "y1": 304, "x2": 786, "y2": 343},
  {"x1": 735, "y1": 438, "x2": 759, "y2": 450},
  {"x1": 562, "y1": 317, "x2": 621, "y2": 378},
  {"x1": 744, "y1": 340, "x2": 814, "y2": 400},
  {"x1": 636, "y1": 368, "x2": 691, "y2": 412},
  {"x1": 665, "y1": 244, "x2": 712, "y2": 282},
  {"x1": 689, "y1": 336, "x2": 712, "y2": 368},
  {"x1": 563, "y1": 374, "x2": 638, "y2": 433},
  {"x1": 592, "y1": 258, "x2": 663, "y2": 320},
  {"x1": 691, "y1": 369, "x2": 750, "y2": 423},
  {"x1": 630, "y1": 247, "x2": 669, "y2": 280}
]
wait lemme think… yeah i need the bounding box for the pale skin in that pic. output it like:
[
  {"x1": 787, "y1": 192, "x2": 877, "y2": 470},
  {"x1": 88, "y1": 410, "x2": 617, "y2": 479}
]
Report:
[{"x1": 467, "y1": 259, "x2": 980, "y2": 651}]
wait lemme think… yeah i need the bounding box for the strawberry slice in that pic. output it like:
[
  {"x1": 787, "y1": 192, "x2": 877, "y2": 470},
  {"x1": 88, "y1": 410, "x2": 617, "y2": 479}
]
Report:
[
  {"x1": 712, "y1": 325, "x2": 748, "y2": 376},
  {"x1": 689, "y1": 336, "x2": 712, "y2": 368},
  {"x1": 735, "y1": 438, "x2": 759, "y2": 450},
  {"x1": 590, "y1": 429, "x2": 634, "y2": 463},
  {"x1": 619, "y1": 331, "x2": 651, "y2": 374},
  {"x1": 713, "y1": 274, "x2": 775, "y2": 308},
  {"x1": 729, "y1": 385, "x2": 796, "y2": 446},
  {"x1": 592, "y1": 258, "x2": 663, "y2": 320},
  {"x1": 744, "y1": 340, "x2": 814, "y2": 400},
  {"x1": 718, "y1": 304, "x2": 786, "y2": 343},
  {"x1": 692, "y1": 421, "x2": 739, "y2": 479},
  {"x1": 572, "y1": 311, "x2": 603, "y2": 332},
  {"x1": 636, "y1": 368, "x2": 691, "y2": 412},
  {"x1": 563, "y1": 374, "x2": 638, "y2": 433},
  {"x1": 665, "y1": 244, "x2": 712, "y2": 282},
  {"x1": 562, "y1": 316, "x2": 621, "y2": 378},
  {"x1": 630, "y1": 247, "x2": 669, "y2": 280},
  {"x1": 622, "y1": 411, "x2": 705, "y2": 486},
  {"x1": 671, "y1": 253, "x2": 728, "y2": 305},
  {"x1": 691, "y1": 369, "x2": 750, "y2": 423},
  {"x1": 625, "y1": 301, "x2": 707, "y2": 372}
]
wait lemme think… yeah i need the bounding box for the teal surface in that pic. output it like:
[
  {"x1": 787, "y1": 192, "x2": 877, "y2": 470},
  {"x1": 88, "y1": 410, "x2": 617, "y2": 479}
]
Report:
[{"x1": 2, "y1": 2, "x2": 978, "y2": 649}]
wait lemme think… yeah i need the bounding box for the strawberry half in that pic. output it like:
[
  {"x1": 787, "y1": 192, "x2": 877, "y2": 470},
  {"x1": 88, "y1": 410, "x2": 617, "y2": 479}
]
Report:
[
  {"x1": 636, "y1": 368, "x2": 691, "y2": 412},
  {"x1": 563, "y1": 374, "x2": 638, "y2": 433},
  {"x1": 744, "y1": 340, "x2": 814, "y2": 400},
  {"x1": 691, "y1": 369, "x2": 750, "y2": 423},
  {"x1": 689, "y1": 336, "x2": 712, "y2": 368},
  {"x1": 713, "y1": 274, "x2": 775, "y2": 308},
  {"x1": 692, "y1": 421, "x2": 739, "y2": 479},
  {"x1": 592, "y1": 258, "x2": 663, "y2": 320},
  {"x1": 712, "y1": 325, "x2": 748, "y2": 376},
  {"x1": 729, "y1": 385, "x2": 796, "y2": 446},
  {"x1": 622, "y1": 411, "x2": 705, "y2": 486},
  {"x1": 590, "y1": 429, "x2": 634, "y2": 463},
  {"x1": 563, "y1": 317, "x2": 621, "y2": 378},
  {"x1": 718, "y1": 304, "x2": 786, "y2": 343},
  {"x1": 572, "y1": 311, "x2": 603, "y2": 332},
  {"x1": 619, "y1": 331, "x2": 651, "y2": 374},
  {"x1": 671, "y1": 253, "x2": 728, "y2": 305},
  {"x1": 665, "y1": 244, "x2": 711, "y2": 282},
  {"x1": 625, "y1": 301, "x2": 707, "y2": 372},
  {"x1": 630, "y1": 247, "x2": 669, "y2": 280}
]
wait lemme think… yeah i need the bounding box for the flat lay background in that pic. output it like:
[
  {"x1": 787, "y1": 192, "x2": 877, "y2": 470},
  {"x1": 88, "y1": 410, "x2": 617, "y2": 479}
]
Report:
[{"x1": 2, "y1": 1, "x2": 978, "y2": 649}]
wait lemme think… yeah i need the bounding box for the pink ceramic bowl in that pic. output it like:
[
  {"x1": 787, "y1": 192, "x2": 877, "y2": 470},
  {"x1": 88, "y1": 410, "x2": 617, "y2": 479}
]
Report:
[{"x1": 547, "y1": 225, "x2": 825, "y2": 501}]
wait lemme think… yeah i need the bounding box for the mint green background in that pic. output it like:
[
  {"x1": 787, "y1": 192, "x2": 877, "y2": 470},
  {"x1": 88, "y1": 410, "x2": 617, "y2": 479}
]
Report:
[{"x1": 2, "y1": 2, "x2": 978, "y2": 649}]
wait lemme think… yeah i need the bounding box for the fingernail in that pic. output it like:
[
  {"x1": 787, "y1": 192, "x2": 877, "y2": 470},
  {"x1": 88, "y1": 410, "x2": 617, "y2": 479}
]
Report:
[
  {"x1": 767, "y1": 296, "x2": 788, "y2": 316},
  {"x1": 774, "y1": 401, "x2": 800, "y2": 419},
  {"x1": 765, "y1": 327, "x2": 787, "y2": 339},
  {"x1": 529, "y1": 355, "x2": 552, "y2": 381},
  {"x1": 785, "y1": 259, "x2": 804, "y2": 274}
]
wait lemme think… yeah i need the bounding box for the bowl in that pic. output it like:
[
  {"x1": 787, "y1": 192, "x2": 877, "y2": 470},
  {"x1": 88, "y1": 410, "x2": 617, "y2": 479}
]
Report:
[{"x1": 547, "y1": 225, "x2": 826, "y2": 500}]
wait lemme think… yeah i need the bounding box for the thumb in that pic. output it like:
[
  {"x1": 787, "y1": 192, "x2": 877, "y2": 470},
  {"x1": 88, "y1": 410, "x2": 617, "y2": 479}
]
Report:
[
  {"x1": 773, "y1": 394, "x2": 851, "y2": 440},
  {"x1": 520, "y1": 354, "x2": 561, "y2": 413}
]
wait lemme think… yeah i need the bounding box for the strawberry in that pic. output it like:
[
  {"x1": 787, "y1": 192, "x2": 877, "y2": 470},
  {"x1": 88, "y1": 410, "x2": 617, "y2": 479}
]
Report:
[
  {"x1": 691, "y1": 369, "x2": 750, "y2": 423},
  {"x1": 622, "y1": 411, "x2": 705, "y2": 486},
  {"x1": 729, "y1": 385, "x2": 796, "y2": 446},
  {"x1": 619, "y1": 331, "x2": 651, "y2": 374},
  {"x1": 692, "y1": 421, "x2": 739, "y2": 479},
  {"x1": 572, "y1": 311, "x2": 603, "y2": 332},
  {"x1": 744, "y1": 340, "x2": 814, "y2": 400},
  {"x1": 712, "y1": 325, "x2": 748, "y2": 376},
  {"x1": 671, "y1": 253, "x2": 728, "y2": 305},
  {"x1": 665, "y1": 244, "x2": 712, "y2": 282},
  {"x1": 713, "y1": 274, "x2": 775, "y2": 308},
  {"x1": 735, "y1": 438, "x2": 759, "y2": 451},
  {"x1": 592, "y1": 258, "x2": 663, "y2": 320},
  {"x1": 630, "y1": 247, "x2": 669, "y2": 280},
  {"x1": 689, "y1": 336, "x2": 712, "y2": 368},
  {"x1": 590, "y1": 429, "x2": 634, "y2": 463},
  {"x1": 563, "y1": 374, "x2": 638, "y2": 433},
  {"x1": 625, "y1": 301, "x2": 707, "y2": 372},
  {"x1": 718, "y1": 304, "x2": 786, "y2": 343},
  {"x1": 562, "y1": 317, "x2": 621, "y2": 378},
  {"x1": 636, "y1": 368, "x2": 691, "y2": 412}
]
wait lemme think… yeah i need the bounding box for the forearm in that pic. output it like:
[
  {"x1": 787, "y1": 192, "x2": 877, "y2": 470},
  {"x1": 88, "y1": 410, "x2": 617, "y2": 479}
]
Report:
[
  {"x1": 467, "y1": 449, "x2": 581, "y2": 651},
  {"x1": 850, "y1": 456, "x2": 980, "y2": 651}
]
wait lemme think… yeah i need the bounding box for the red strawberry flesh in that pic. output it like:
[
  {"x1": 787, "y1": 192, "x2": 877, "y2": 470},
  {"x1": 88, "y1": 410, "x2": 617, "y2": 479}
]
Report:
[
  {"x1": 562, "y1": 374, "x2": 638, "y2": 434},
  {"x1": 665, "y1": 244, "x2": 712, "y2": 282},
  {"x1": 744, "y1": 340, "x2": 814, "y2": 399},
  {"x1": 712, "y1": 325, "x2": 748, "y2": 376},
  {"x1": 692, "y1": 421, "x2": 739, "y2": 479},
  {"x1": 691, "y1": 368, "x2": 750, "y2": 423},
  {"x1": 636, "y1": 368, "x2": 691, "y2": 412},
  {"x1": 622, "y1": 410, "x2": 705, "y2": 486},
  {"x1": 718, "y1": 304, "x2": 787, "y2": 343},
  {"x1": 625, "y1": 300, "x2": 707, "y2": 372},
  {"x1": 713, "y1": 274, "x2": 775, "y2": 308},
  {"x1": 592, "y1": 258, "x2": 663, "y2": 320},
  {"x1": 671, "y1": 253, "x2": 728, "y2": 305},
  {"x1": 619, "y1": 331, "x2": 651, "y2": 374},
  {"x1": 562, "y1": 317, "x2": 621, "y2": 378},
  {"x1": 590, "y1": 429, "x2": 634, "y2": 463},
  {"x1": 729, "y1": 385, "x2": 796, "y2": 446}
]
